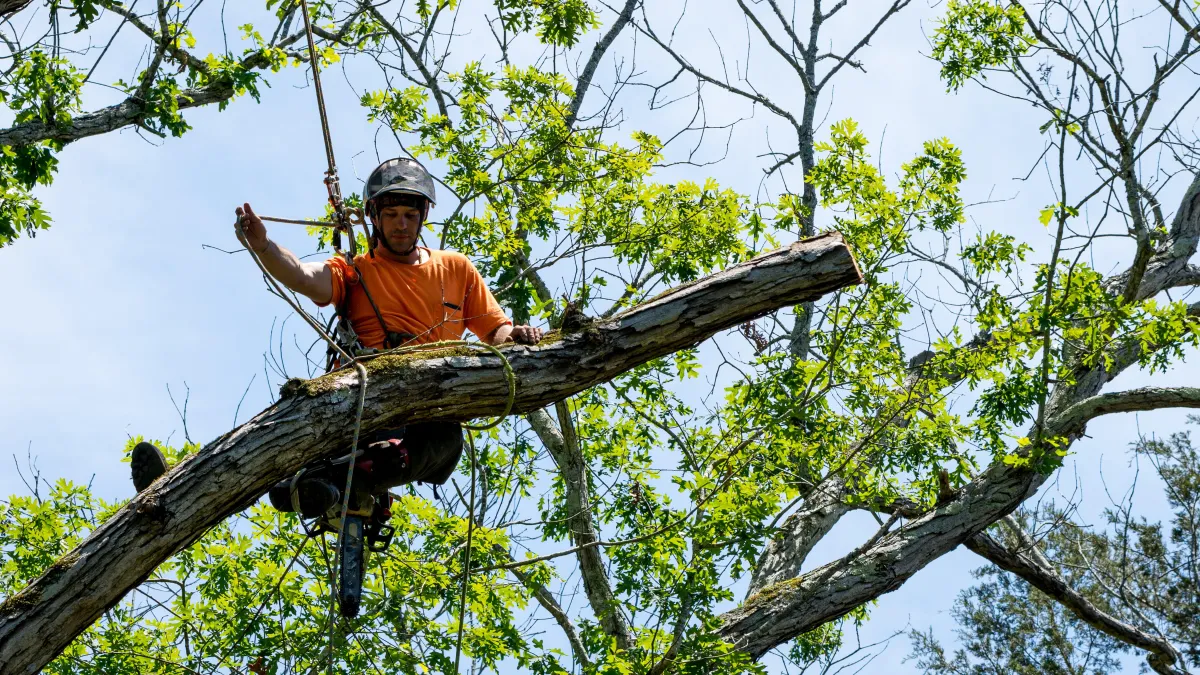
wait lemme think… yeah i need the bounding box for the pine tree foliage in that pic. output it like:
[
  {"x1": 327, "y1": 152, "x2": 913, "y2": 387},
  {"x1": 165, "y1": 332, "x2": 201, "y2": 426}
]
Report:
[{"x1": 910, "y1": 419, "x2": 1200, "y2": 675}]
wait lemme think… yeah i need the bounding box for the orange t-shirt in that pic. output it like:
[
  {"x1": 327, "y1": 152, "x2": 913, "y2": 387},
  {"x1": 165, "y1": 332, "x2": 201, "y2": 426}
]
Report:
[{"x1": 318, "y1": 248, "x2": 511, "y2": 349}]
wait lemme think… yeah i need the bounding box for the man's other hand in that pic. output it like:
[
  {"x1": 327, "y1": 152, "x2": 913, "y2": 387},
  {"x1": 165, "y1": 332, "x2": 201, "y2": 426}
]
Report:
[
  {"x1": 235, "y1": 202, "x2": 269, "y2": 253},
  {"x1": 510, "y1": 325, "x2": 543, "y2": 345}
]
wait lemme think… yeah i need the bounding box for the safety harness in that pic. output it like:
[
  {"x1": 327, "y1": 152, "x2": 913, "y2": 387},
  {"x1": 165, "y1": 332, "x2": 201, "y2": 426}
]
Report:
[{"x1": 324, "y1": 266, "x2": 417, "y2": 373}]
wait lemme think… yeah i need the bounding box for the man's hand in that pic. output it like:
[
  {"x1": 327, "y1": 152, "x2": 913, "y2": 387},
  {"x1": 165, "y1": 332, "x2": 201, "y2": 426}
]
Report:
[
  {"x1": 229, "y1": 203, "x2": 334, "y2": 305},
  {"x1": 234, "y1": 202, "x2": 269, "y2": 254},
  {"x1": 510, "y1": 325, "x2": 544, "y2": 345},
  {"x1": 489, "y1": 324, "x2": 544, "y2": 345}
]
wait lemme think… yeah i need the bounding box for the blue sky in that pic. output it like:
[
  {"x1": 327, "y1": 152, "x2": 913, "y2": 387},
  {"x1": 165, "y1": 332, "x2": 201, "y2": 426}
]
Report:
[{"x1": 2, "y1": 0, "x2": 1197, "y2": 672}]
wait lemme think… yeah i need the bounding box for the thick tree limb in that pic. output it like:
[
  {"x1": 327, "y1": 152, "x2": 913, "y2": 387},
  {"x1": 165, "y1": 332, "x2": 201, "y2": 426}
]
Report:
[
  {"x1": 720, "y1": 382, "x2": 1200, "y2": 659},
  {"x1": 745, "y1": 337, "x2": 985, "y2": 600},
  {"x1": 717, "y1": 357, "x2": 1200, "y2": 659},
  {"x1": 0, "y1": 81, "x2": 233, "y2": 147},
  {"x1": 0, "y1": 44, "x2": 299, "y2": 148},
  {"x1": 1109, "y1": 172, "x2": 1200, "y2": 301},
  {"x1": 718, "y1": 456, "x2": 1041, "y2": 659},
  {"x1": 965, "y1": 525, "x2": 1187, "y2": 675},
  {"x1": 0, "y1": 232, "x2": 860, "y2": 675}
]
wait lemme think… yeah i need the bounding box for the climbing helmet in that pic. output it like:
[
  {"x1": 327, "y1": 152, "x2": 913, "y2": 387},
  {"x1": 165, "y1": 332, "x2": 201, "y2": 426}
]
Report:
[{"x1": 364, "y1": 157, "x2": 437, "y2": 209}]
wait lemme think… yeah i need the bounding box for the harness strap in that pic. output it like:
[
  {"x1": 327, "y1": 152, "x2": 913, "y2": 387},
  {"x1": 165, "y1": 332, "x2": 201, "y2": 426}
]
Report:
[
  {"x1": 353, "y1": 268, "x2": 396, "y2": 348},
  {"x1": 324, "y1": 265, "x2": 391, "y2": 373}
]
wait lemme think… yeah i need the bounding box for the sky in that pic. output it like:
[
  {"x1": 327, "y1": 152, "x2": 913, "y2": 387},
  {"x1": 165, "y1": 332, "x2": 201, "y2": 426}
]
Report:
[{"x1": 1, "y1": 0, "x2": 1198, "y2": 672}]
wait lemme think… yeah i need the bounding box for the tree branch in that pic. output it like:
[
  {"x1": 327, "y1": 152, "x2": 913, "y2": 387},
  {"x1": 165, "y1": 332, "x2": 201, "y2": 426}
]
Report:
[
  {"x1": 565, "y1": 0, "x2": 638, "y2": 129},
  {"x1": 814, "y1": 0, "x2": 910, "y2": 90},
  {"x1": 735, "y1": 0, "x2": 814, "y2": 93},
  {"x1": 719, "y1": 457, "x2": 1041, "y2": 659},
  {"x1": 364, "y1": 2, "x2": 451, "y2": 120},
  {"x1": 1130, "y1": 172, "x2": 1200, "y2": 300},
  {"x1": 0, "y1": 45, "x2": 297, "y2": 148},
  {"x1": 1166, "y1": 264, "x2": 1200, "y2": 290},
  {"x1": 1050, "y1": 387, "x2": 1200, "y2": 435},
  {"x1": 500, "y1": 545, "x2": 591, "y2": 669},
  {"x1": 0, "y1": 233, "x2": 861, "y2": 675},
  {"x1": 746, "y1": 477, "x2": 850, "y2": 597},
  {"x1": 964, "y1": 524, "x2": 1187, "y2": 675},
  {"x1": 97, "y1": 0, "x2": 212, "y2": 77},
  {"x1": 0, "y1": 81, "x2": 231, "y2": 147}
]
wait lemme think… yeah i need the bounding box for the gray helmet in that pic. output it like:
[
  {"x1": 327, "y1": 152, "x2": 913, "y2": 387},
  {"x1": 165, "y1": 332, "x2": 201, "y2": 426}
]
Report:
[{"x1": 364, "y1": 157, "x2": 437, "y2": 207}]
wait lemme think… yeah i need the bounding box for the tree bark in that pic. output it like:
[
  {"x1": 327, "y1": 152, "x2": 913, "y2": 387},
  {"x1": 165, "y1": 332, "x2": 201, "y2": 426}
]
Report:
[
  {"x1": 0, "y1": 0, "x2": 32, "y2": 21},
  {"x1": 719, "y1": 457, "x2": 1042, "y2": 659},
  {"x1": 0, "y1": 46, "x2": 296, "y2": 149},
  {"x1": 0, "y1": 81, "x2": 232, "y2": 148},
  {"x1": 746, "y1": 477, "x2": 850, "y2": 597},
  {"x1": 0, "y1": 232, "x2": 860, "y2": 675}
]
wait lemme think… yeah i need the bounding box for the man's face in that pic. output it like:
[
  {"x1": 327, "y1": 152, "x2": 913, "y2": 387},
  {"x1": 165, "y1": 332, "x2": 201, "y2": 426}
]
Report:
[{"x1": 375, "y1": 203, "x2": 424, "y2": 252}]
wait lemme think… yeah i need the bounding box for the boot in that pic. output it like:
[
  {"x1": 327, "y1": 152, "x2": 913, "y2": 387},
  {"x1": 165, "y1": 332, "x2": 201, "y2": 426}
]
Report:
[
  {"x1": 131, "y1": 441, "x2": 168, "y2": 493},
  {"x1": 268, "y1": 476, "x2": 341, "y2": 518},
  {"x1": 267, "y1": 425, "x2": 430, "y2": 519}
]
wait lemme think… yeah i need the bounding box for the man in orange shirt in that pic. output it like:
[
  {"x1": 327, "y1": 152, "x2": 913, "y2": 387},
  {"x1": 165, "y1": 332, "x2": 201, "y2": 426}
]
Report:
[{"x1": 131, "y1": 158, "x2": 542, "y2": 516}]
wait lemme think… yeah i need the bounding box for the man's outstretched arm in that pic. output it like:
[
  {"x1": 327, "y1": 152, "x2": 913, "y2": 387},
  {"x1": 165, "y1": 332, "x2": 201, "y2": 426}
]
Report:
[{"x1": 235, "y1": 202, "x2": 334, "y2": 306}]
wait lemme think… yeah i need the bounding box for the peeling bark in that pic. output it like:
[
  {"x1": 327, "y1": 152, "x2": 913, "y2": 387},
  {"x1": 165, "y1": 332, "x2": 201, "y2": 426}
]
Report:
[
  {"x1": 0, "y1": 233, "x2": 860, "y2": 675},
  {"x1": 0, "y1": 0, "x2": 31, "y2": 20}
]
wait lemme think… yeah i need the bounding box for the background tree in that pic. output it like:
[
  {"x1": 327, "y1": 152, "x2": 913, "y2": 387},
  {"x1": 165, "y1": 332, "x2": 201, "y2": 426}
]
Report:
[{"x1": 3, "y1": 0, "x2": 1200, "y2": 673}]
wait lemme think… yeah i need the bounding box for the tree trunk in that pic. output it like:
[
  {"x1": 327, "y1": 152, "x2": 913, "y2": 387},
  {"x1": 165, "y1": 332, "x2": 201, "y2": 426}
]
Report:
[{"x1": 0, "y1": 233, "x2": 861, "y2": 675}]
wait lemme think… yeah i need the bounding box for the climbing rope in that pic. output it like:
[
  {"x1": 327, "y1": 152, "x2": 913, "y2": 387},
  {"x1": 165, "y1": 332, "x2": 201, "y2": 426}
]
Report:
[
  {"x1": 234, "y1": 3, "x2": 516, "y2": 670},
  {"x1": 236, "y1": 219, "x2": 369, "y2": 673},
  {"x1": 290, "y1": 1, "x2": 381, "y2": 665}
]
